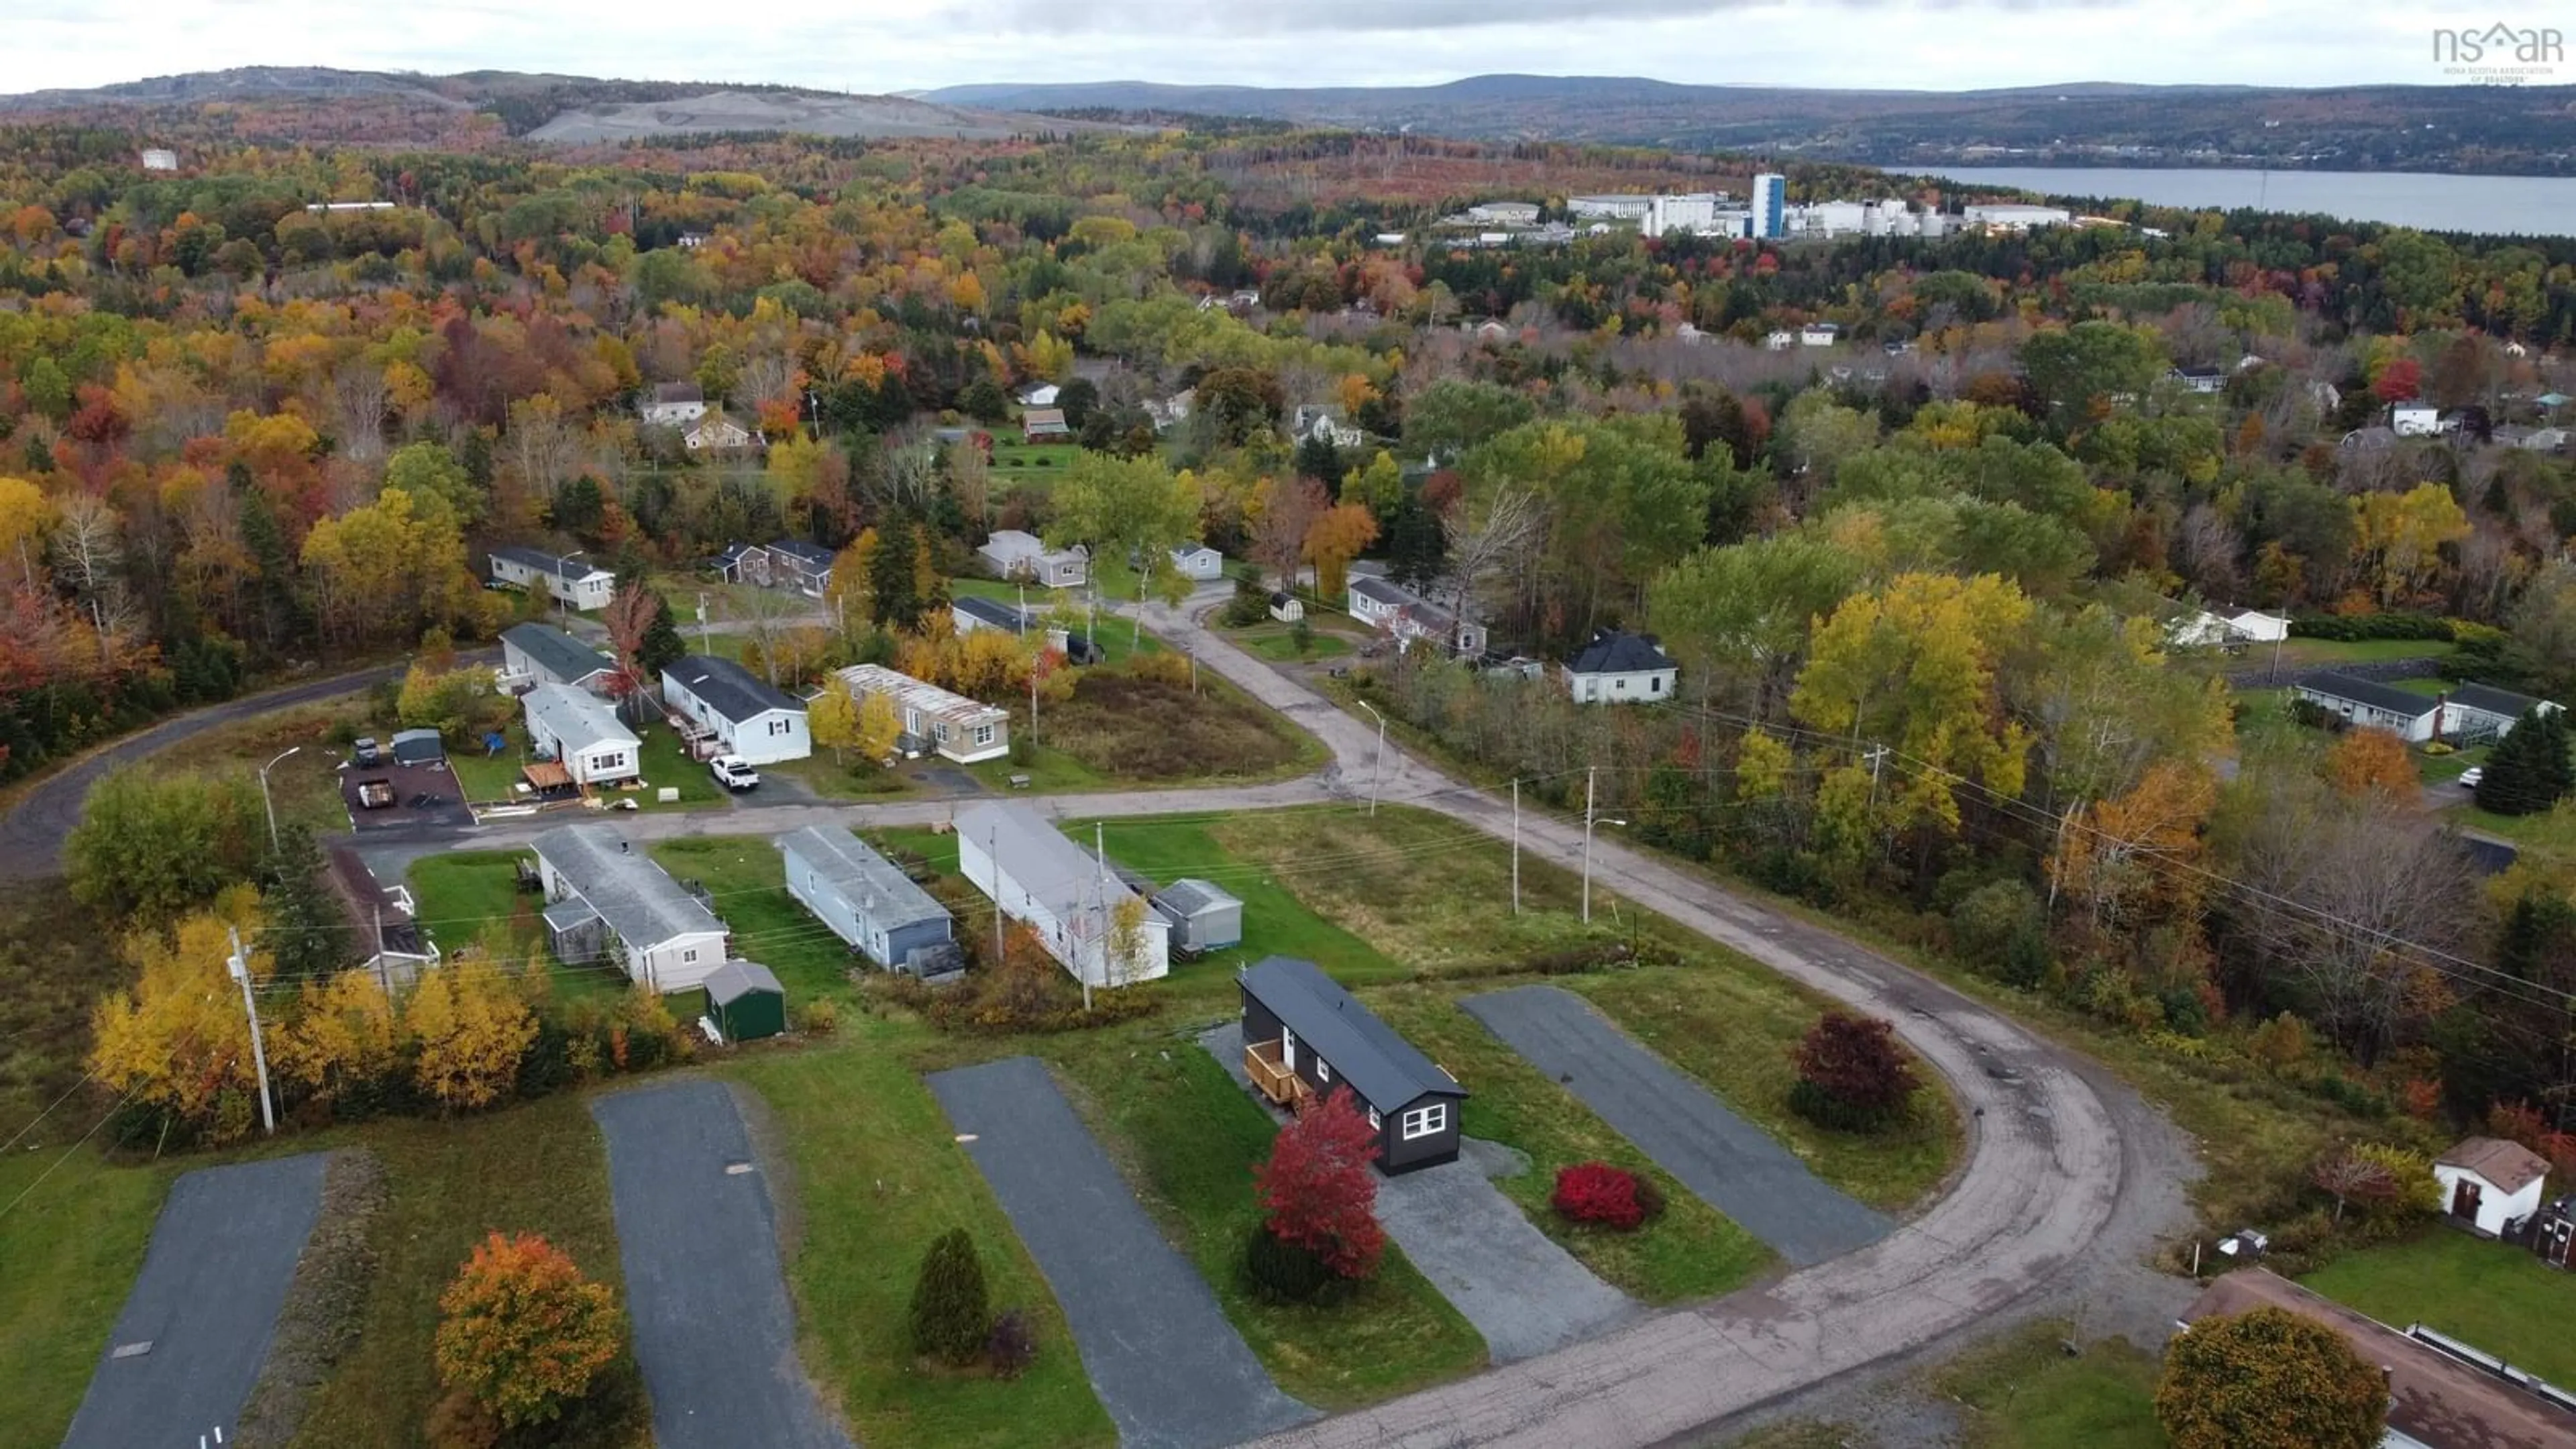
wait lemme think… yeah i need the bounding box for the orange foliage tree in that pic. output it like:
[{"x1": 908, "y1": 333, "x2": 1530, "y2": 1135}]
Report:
[
  {"x1": 434, "y1": 1231, "x2": 625, "y2": 1430},
  {"x1": 2324, "y1": 728, "x2": 2416, "y2": 799}
]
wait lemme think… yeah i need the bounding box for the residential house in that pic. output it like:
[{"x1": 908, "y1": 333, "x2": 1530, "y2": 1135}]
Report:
[
  {"x1": 2392, "y1": 403, "x2": 2448, "y2": 437},
  {"x1": 2229, "y1": 610, "x2": 2292, "y2": 643},
  {"x1": 833, "y1": 664, "x2": 1008, "y2": 765},
  {"x1": 1153, "y1": 878, "x2": 1242, "y2": 955},
  {"x1": 325, "y1": 846, "x2": 441, "y2": 985},
  {"x1": 1467, "y1": 319, "x2": 1513, "y2": 342},
  {"x1": 639, "y1": 381, "x2": 707, "y2": 427},
  {"x1": 2293, "y1": 672, "x2": 2441, "y2": 743},
  {"x1": 1022, "y1": 407, "x2": 1071, "y2": 442},
  {"x1": 2165, "y1": 610, "x2": 2247, "y2": 651},
  {"x1": 139, "y1": 147, "x2": 178, "y2": 172},
  {"x1": 776, "y1": 825, "x2": 955, "y2": 974},
  {"x1": 1238, "y1": 956, "x2": 1467, "y2": 1173},
  {"x1": 2169, "y1": 366, "x2": 2226, "y2": 394},
  {"x1": 531, "y1": 823, "x2": 730, "y2": 993},
  {"x1": 955, "y1": 800, "x2": 1169, "y2": 988},
  {"x1": 1799, "y1": 322, "x2": 1841, "y2": 347},
  {"x1": 1267, "y1": 591, "x2": 1305, "y2": 624},
  {"x1": 2440, "y1": 683, "x2": 2561, "y2": 743},
  {"x1": 1564, "y1": 629, "x2": 1678, "y2": 704},
  {"x1": 521, "y1": 684, "x2": 641, "y2": 786},
  {"x1": 1169, "y1": 543, "x2": 1225, "y2": 582},
  {"x1": 978, "y1": 529, "x2": 1089, "y2": 588},
  {"x1": 2493, "y1": 424, "x2": 2570, "y2": 452},
  {"x1": 488, "y1": 546, "x2": 616, "y2": 611},
  {"x1": 714, "y1": 541, "x2": 771, "y2": 586},
  {"x1": 1674, "y1": 322, "x2": 1707, "y2": 345},
  {"x1": 662, "y1": 654, "x2": 810, "y2": 765},
  {"x1": 2433, "y1": 1136, "x2": 2550, "y2": 1237},
  {"x1": 765, "y1": 539, "x2": 835, "y2": 596},
  {"x1": 684, "y1": 415, "x2": 757, "y2": 452},
  {"x1": 2339, "y1": 425, "x2": 2398, "y2": 454},
  {"x1": 1764, "y1": 329, "x2": 1797, "y2": 351},
  {"x1": 1015, "y1": 382, "x2": 1060, "y2": 408},
  {"x1": 2178, "y1": 1270, "x2": 2576, "y2": 1447},
  {"x1": 1348, "y1": 576, "x2": 1487, "y2": 657},
  {"x1": 1290, "y1": 405, "x2": 1365, "y2": 449},
  {"x1": 951, "y1": 594, "x2": 1073, "y2": 655},
  {"x1": 1143, "y1": 389, "x2": 1195, "y2": 431},
  {"x1": 500, "y1": 622, "x2": 617, "y2": 695}
]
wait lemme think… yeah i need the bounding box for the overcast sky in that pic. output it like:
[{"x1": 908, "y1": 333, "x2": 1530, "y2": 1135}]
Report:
[{"x1": 0, "y1": 3, "x2": 2502, "y2": 96}]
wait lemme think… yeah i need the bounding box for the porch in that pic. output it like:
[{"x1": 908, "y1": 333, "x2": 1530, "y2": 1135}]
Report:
[{"x1": 1244, "y1": 1036, "x2": 1313, "y2": 1108}]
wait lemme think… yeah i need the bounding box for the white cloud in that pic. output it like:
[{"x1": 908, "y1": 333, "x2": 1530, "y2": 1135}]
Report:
[{"x1": 0, "y1": 1, "x2": 2478, "y2": 97}]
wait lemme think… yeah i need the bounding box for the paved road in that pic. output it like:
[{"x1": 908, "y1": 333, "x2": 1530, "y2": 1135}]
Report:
[
  {"x1": 929, "y1": 1056, "x2": 1316, "y2": 1449},
  {"x1": 0, "y1": 661, "x2": 417, "y2": 879},
  {"x1": 1199, "y1": 1024, "x2": 1635, "y2": 1364},
  {"x1": 60, "y1": 1153, "x2": 330, "y2": 1449},
  {"x1": 592, "y1": 1081, "x2": 854, "y2": 1449},
  {"x1": 1464, "y1": 985, "x2": 1890, "y2": 1266}
]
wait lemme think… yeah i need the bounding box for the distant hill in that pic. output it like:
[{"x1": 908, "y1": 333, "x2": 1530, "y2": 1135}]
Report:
[
  {"x1": 0, "y1": 66, "x2": 1124, "y2": 143},
  {"x1": 922, "y1": 74, "x2": 2576, "y2": 175}
]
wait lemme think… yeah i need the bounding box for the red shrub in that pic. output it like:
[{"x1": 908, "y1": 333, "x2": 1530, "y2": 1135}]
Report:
[{"x1": 1552, "y1": 1161, "x2": 1646, "y2": 1230}]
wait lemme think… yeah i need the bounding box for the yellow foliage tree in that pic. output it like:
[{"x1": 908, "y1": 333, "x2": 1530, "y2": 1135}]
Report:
[
  {"x1": 857, "y1": 688, "x2": 903, "y2": 763},
  {"x1": 2051, "y1": 759, "x2": 2217, "y2": 934},
  {"x1": 2350, "y1": 483, "x2": 2469, "y2": 608},
  {"x1": 407, "y1": 957, "x2": 538, "y2": 1111},
  {"x1": 2324, "y1": 727, "x2": 2418, "y2": 799},
  {"x1": 808, "y1": 676, "x2": 861, "y2": 763},
  {"x1": 272, "y1": 969, "x2": 401, "y2": 1104},
  {"x1": 89, "y1": 888, "x2": 271, "y2": 1139}
]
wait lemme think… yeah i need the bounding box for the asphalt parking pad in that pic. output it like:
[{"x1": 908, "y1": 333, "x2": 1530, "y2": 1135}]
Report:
[
  {"x1": 1198, "y1": 1024, "x2": 1635, "y2": 1363},
  {"x1": 61, "y1": 1152, "x2": 329, "y2": 1449},
  {"x1": 592, "y1": 1081, "x2": 853, "y2": 1449},
  {"x1": 929, "y1": 1056, "x2": 1316, "y2": 1449},
  {"x1": 1465, "y1": 985, "x2": 1892, "y2": 1267}
]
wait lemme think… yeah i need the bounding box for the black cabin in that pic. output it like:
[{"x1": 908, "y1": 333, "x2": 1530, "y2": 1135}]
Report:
[{"x1": 1238, "y1": 955, "x2": 1466, "y2": 1174}]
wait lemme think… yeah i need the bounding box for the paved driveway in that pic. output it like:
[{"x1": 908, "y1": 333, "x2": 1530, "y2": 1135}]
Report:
[
  {"x1": 1465, "y1": 986, "x2": 1890, "y2": 1267},
  {"x1": 60, "y1": 1153, "x2": 329, "y2": 1449},
  {"x1": 930, "y1": 1055, "x2": 1315, "y2": 1449},
  {"x1": 592, "y1": 1081, "x2": 853, "y2": 1449},
  {"x1": 1200, "y1": 1024, "x2": 1637, "y2": 1362}
]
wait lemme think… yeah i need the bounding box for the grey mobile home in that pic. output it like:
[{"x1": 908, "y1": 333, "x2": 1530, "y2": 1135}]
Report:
[
  {"x1": 777, "y1": 826, "x2": 955, "y2": 973},
  {"x1": 1238, "y1": 955, "x2": 1465, "y2": 1174}
]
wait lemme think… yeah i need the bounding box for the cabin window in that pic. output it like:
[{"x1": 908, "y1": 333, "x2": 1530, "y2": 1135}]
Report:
[
  {"x1": 1368, "y1": 1108, "x2": 1382, "y2": 1130},
  {"x1": 1400, "y1": 1104, "x2": 1447, "y2": 1140},
  {"x1": 1315, "y1": 1059, "x2": 1331, "y2": 1083},
  {"x1": 974, "y1": 723, "x2": 996, "y2": 747},
  {"x1": 683, "y1": 949, "x2": 698, "y2": 963}
]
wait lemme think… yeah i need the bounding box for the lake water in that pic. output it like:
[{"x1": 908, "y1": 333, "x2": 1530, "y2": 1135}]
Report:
[{"x1": 1922, "y1": 166, "x2": 2576, "y2": 237}]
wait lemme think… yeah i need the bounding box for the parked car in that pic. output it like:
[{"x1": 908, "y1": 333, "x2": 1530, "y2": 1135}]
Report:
[
  {"x1": 352, "y1": 737, "x2": 382, "y2": 767},
  {"x1": 2459, "y1": 766, "x2": 2484, "y2": 789},
  {"x1": 355, "y1": 778, "x2": 396, "y2": 810},
  {"x1": 710, "y1": 755, "x2": 760, "y2": 791}
]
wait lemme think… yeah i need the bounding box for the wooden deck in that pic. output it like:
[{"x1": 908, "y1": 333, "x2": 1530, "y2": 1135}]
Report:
[{"x1": 1244, "y1": 1038, "x2": 1312, "y2": 1108}]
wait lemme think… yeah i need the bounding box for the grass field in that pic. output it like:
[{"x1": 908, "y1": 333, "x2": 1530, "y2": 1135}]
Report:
[
  {"x1": 2446, "y1": 799, "x2": 2576, "y2": 865},
  {"x1": 446, "y1": 721, "x2": 722, "y2": 812},
  {"x1": 650, "y1": 837, "x2": 858, "y2": 1002},
  {"x1": 0, "y1": 1150, "x2": 172, "y2": 1446},
  {"x1": 2275, "y1": 638, "x2": 2459, "y2": 668},
  {"x1": 408, "y1": 849, "x2": 545, "y2": 957},
  {"x1": 1927, "y1": 1319, "x2": 2164, "y2": 1448},
  {"x1": 2302, "y1": 1230, "x2": 2576, "y2": 1384},
  {"x1": 286, "y1": 1096, "x2": 651, "y2": 1448}
]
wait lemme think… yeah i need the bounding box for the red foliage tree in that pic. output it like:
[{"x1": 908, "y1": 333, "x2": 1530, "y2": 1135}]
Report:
[
  {"x1": 1793, "y1": 1011, "x2": 1921, "y2": 1118},
  {"x1": 1252, "y1": 1085, "x2": 1385, "y2": 1279},
  {"x1": 1552, "y1": 1161, "x2": 1647, "y2": 1230},
  {"x1": 2371, "y1": 357, "x2": 2423, "y2": 405}
]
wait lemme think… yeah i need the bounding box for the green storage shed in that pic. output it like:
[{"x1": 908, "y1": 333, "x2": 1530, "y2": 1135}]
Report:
[{"x1": 704, "y1": 960, "x2": 787, "y2": 1042}]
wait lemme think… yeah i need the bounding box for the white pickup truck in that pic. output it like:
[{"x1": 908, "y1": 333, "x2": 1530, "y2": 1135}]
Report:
[{"x1": 709, "y1": 755, "x2": 760, "y2": 792}]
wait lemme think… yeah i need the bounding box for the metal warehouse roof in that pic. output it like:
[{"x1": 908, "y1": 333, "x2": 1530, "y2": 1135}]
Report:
[
  {"x1": 775, "y1": 826, "x2": 949, "y2": 930},
  {"x1": 533, "y1": 824, "x2": 724, "y2": 950},
  {"x1": 1240, "y1": 955, "x2": 1464, "y2": 1113}
]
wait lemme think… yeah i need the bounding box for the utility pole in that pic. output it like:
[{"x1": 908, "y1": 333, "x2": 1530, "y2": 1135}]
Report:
[
  {"x1": 989, "y1": 827, "x2": 1004, "y2": 963},
  {"x1": 227, "y1": 928, "x2": 275, "y2": 1136},
  {"x1": 697, "y1": 592, "x2": 711, "y2": 648},
  {"x1": 257, "y1": 746, "x2": 301, "y2": 853},
  {"x1": 1358, "y1": 700, "x2": 1387, "y2": 815},
  {"x1": 1511, "y1": 777, "x2": 1521, "y2": 916},
  {"x1": 2047, "y1": 798, "x2": 2084, "y2": 910},
  {"x1": 1086, "y1": 823, "x2": 1109, "y2": 1012},
  {"x1": 1862, "y1": 743, "x2": 1890, "y2": 810},
  {"x1": 1581, "y1": 766, "x2": 1626, "y2": 925}
]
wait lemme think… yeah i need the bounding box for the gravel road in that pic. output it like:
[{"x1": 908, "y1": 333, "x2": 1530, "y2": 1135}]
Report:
[{"x1": 60, "y1": 1153, "x2": 329, "y2": 1449}]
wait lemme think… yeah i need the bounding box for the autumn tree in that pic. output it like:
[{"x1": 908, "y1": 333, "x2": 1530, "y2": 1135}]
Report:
[
  {"x1": 2310, "y1": 1145, "x2": 2400, "y2": 1224},
  {"x1": 1252, "y1": 1085, "x2": 1385, "y2": 1280},
  {"x1": 272, "y1": 969, "x2": 402, "y2": 1110},
  {"x1": 2349, "y1": 483, "x2": 2468, "y2": 608},
  {"x1": 808, "y1": 676, "x2": 861, "y2": 763},
  {"x1": 856, "y1": 688, "x2": 902, "y2": 763},
  {"x1": 1790, "y1": 1011, "x2": 1920, "y2": 1130},
  {"x1": 407, "y1": 956, "x2": 538, "y2": 1110},
  {"x1": 435, "y1": 1231, "x2": 625, "y2": 1429},
  {"x1": 1251, "y1": 475, "x2": 1325, "y2": 589},
  {"x1": 600, "y1": 576, "x2": 661, "y2": 704},
  {"x1": 2322, "y1": 727, "x2": 2416, "y2": 798},
  {"x1": 66, "y1": 767, "x2": 266, "y2": 922},
  {"x1": 89, "y1": 890, "x2": 272, "y2": 1140},
  {"x1": 1301, "y1": 502, "x2": 1379, "y2": 606},
  {"x1": 2155, "y1": 1306, "x2": 2387, "y2": 1449},
  {"x1": 1047, "y1": 452, "x2": 1201, "y2": 643}
]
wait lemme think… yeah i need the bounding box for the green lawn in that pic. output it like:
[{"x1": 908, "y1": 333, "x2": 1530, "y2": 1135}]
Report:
[
  {"x1": 1238, "y1": 627, "x2": 1353, "y2": 663},
  {"x1": 408, "y1": 849, "x2": 543, "y2": 957},
  {"x1": 2446, "y1": 799, "x2": 2576, "y2": 863},
  {"x1": 2302, "y1": 1230, "x2": 2576, "y2": 1383},
  {"x1": 988, "y1": 438, "x2": 1080, "y2": 478},
  {"x1": 765, "y1": 752, "x2": 917, "y2": 801},
  {"x1": 1050, "y1": 1046, "x2": 1487, "y2": 1407},
  {"x1": 2418, "y1": 743, "x2": 2490, "y2": 784},
  {"x1": 947, "y1": 578, "x2": 1163, "y2": 664},
  {"x1": 1927, "y1": 1319, "x2": 2165, "y2": 1449},
  {"x1": 2276, "y1": 638, "x2": 2460, "y2": 668},
  {"x1": 1084, "y1": 817, "x2": 1406, "y2": 985},
  {"x1": 288, "y1": 1096, "x2": 651, "y2": 1448},
  {"x1": 0, "y1": 1150, "x2": 173, "y2": 1446},
  {"x1": 727, "y1": 1043, "x2": 1114, "y2": 1448},
  {"x1": 651, "y1": 837, "x2": 861, "y2": 1004},
  {"x1": 964, "y1": 745, "x2": 1112, "y2": 794}
]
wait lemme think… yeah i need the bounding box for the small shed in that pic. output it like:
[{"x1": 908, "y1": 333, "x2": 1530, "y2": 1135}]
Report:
[
  {"x1": 1268, "y1": 591, "x2": 1304, "y2": 624},
  {"x1": 390, "y1": 729, "x2": 446, "y2": 765},
  {"x1": 2435, "y1": 1136, "x2": 2551, "y2": 1238},
  {"x1": 1155, "y1": 878, "x2": 1244, "y2": 955},
  {"x1": 704, "y1": 960, "x2": 787, "y2": 1042}
]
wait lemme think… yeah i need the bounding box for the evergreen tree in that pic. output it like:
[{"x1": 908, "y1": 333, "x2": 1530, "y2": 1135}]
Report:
[
  {"x1": 637, "y1": 592, "x2": 688, "y2": 678},
  {"x1": 871, "y1": 515, "x2": 922, "y2": 629},
  {"x1": 907, "y1": 1228, "x2": 991, "y2": 1365},
  {"x1": 2475, "y1": 708, "x2": 2574, "y2": 816},
  {"x1": 258, "y1": 826, "x2": 350, "y2": 984}
]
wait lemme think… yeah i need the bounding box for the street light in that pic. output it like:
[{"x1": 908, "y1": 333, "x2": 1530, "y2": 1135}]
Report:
[
  {"x1": 258, "y1": 746, "x2": 301, "y2": 852},
  {"x1": 1357, "y1": 700, "x2": 1387, "y2": 815},
  {"x1": 1581, "y1": 764, "x2": 1626, "y2": 924},
  {"x1": 557, "y1": 547, "x2": 588, "y2": 623}
]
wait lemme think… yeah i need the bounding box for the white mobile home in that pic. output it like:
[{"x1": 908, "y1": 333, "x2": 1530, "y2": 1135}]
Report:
[
  {"x1": 488, "y1": 546, "x2": 616, "y2": 611},
  {"x1": 955, "y1": 801, "x2": 1169, "y2": 988},
  {"x1": 500, "y1": 622, "x2": 617, "y2": 694},
  {"x1": 979, "y1": 530, "x2": 1089, "y2": 588},
  {"x1": 521, "y1": 684, "x2": 640, "y2": 786},
  {"x1": 663, "y1": 654, "x2": 810, "y2": 765},
  {"x1": 531, "y1": 824, "x2": 730, "y2": 993}
]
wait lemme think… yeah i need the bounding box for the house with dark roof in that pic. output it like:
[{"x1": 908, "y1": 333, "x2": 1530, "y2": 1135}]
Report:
[
  {"x1": 639, "y1": 380, "x2": 707, "y2": 427},
  {"x1": 2169, "y1": 365, "x2": 2226, "y2": 394},
  {"x1": 532, "y1": 823, "x2": 730, "y2": 992},
  {"x1": 2440, "y1": 683, "x2": 2562, "y2": 744},
  {"x1": 500, "y1": 622, "x2": 616, "y2": 695},
  {"x1": 1564, "y1": 629, "x2": 1678, "y2": 704},
  {"x1": 714, "y1": 541, "x2": 772, "y2": 587},
  {"x1": 2178, "y1": 1269, "x2": 2576, "y2": 1448},
  {"x1": 325, "y1": 846, "x2": 441, "y2": 986},
  {"x1": 487, "y1": 546, "x2": 616, "y2": 611},
  {"x1": 2294, "y1": 671, "x2": 2444, "y2": 743},
  {"x1": 766, "y1": 539, "x2": 835, "y2": 597},
  {"x1": 662, "y1": 654, "x2": 810, "y2": 764},
  {"x1": 777, "y1": 826, "x2": 955, "y2": 974},
  {"x1": 950, "y1": 594, "x2": 1074, "y2": 656},
  {"x1": 1348, "y1": 576, "x2": 1487, "y2": 657},
  {"x1": 1238, "y1": 956, "x2": 1466, "y2": 1173}
]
